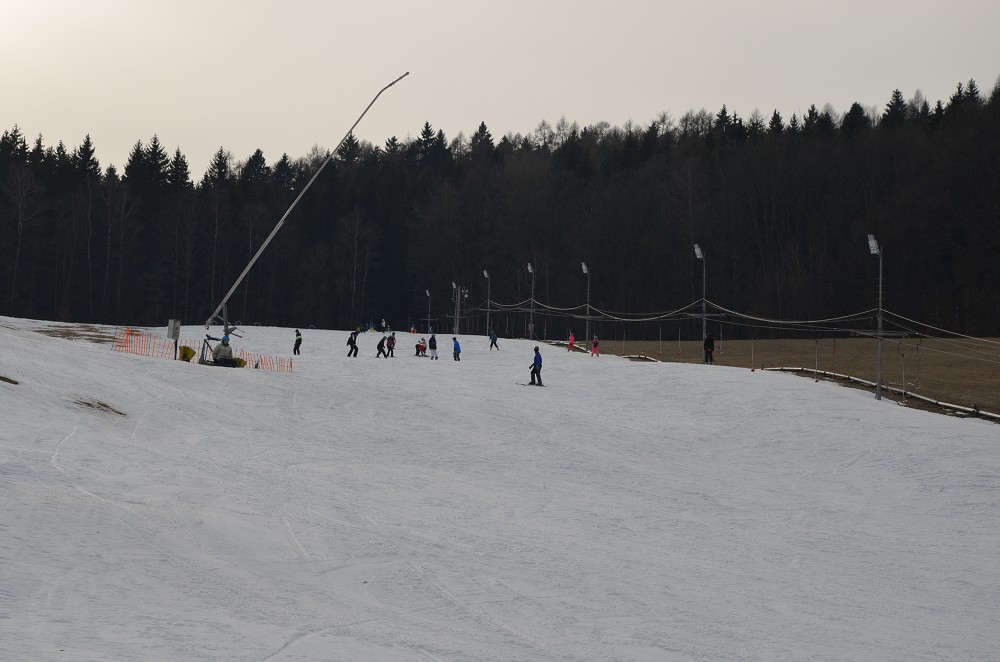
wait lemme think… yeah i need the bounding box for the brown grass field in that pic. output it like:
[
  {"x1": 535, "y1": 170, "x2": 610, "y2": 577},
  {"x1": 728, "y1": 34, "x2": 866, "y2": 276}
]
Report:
[{"x1": 593, "y1": 336, "x2": 1000, "y2": 420}]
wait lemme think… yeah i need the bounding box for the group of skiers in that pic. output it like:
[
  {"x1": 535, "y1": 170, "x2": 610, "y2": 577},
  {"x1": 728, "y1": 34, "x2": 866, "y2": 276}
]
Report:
[
  {"x1": 219, "y1": 325, "x2": 715, "y2": 379},
  {"x1": 281, "y1": 316, "x2": 717, "y2": 389},
  {"x1": 344, "y1": 330, "x2": 454, "y2": 360}
]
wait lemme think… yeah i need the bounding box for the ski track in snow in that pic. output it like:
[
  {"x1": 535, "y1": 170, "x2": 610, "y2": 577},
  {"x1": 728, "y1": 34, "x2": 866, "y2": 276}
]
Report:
[{"x1": 1, "y1": 316, "x2": 999, "y2": 661}]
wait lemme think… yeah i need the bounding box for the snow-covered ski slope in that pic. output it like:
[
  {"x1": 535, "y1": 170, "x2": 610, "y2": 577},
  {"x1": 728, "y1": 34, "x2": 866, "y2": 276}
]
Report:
[{"x1": 1, "y1": 316, "x2": 998, "y2": 661}]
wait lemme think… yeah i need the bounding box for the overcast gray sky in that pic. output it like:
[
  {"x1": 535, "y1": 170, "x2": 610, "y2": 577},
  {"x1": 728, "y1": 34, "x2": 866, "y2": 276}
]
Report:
[{"x1": 4, "y1": 0, "x2": 998, "y2": 178}]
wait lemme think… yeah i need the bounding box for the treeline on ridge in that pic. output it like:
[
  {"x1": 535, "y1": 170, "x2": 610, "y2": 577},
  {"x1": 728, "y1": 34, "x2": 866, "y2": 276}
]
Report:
[{"x1": 1, "y1": 79, "x2": 998, "y2": 337}]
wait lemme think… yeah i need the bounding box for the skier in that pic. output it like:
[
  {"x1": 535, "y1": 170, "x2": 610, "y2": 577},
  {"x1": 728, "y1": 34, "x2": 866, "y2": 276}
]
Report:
[
  {"x1": 346, "y1": 330, "x2": 359, "y2": 357},
  {"x1": 293, "y1": 329, "x2": 302, "y2": 355},
  {"x1": 529, "y1": 346, "x2": 543, "y2": 385},
  {"x1": 704, "y1": 331, "x2": 716, "y2": 364},
  {"x1": 386, "y1": 332, "x2": 396, "y2": 357},
  {"x1": 489, "y1": 330, "x2": 499, "y2": 350},
  {"x1": 567, "y1": 331, "x2": 575, "y2": 352},
  {"x1": 452, "y1": 336, "x2": 461, "y2": 361},
  {"x1": 428, "y1": 334, "x2": 439, "y2": 360},
  {"x1": 213, "y1": 335, "x2": 237, "y2": 367},
  {"x1": 415, "y1": 338, "x2": 427, "y2": 356},
  {"x1": 376, "y1": 335, "x2": 388, "y2": 358},
  {"x1": 591, "y1": 335, "x2": 600, "y2": 357}
]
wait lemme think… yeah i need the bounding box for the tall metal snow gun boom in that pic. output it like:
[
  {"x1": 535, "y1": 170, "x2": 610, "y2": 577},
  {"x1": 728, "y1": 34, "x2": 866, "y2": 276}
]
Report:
[{"x1": 204, "y1": 72, "x2": 410, "y2": 333}]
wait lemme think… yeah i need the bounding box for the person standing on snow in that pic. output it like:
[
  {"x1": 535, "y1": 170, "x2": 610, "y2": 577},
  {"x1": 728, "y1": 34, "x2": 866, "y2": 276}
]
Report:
[
  {"x1": 567, "y1": 331, "x2": 575, "y2": 352},
  {"x1": 293, "y1": 329, "x2": 302, "y2": 355},
  {"x1": 428, "y1": 334, "x2": 439, "y2": 360},
  {"x1": 376, "y1": 335, "x2": 388, "y2": 358},
  {"x1": 529, "y1": 346, "x2": 543, "y2": 385},
  {"x1": 703, "y1": 331, "x2": 716, "y2": 364},
  {"x1": 452, "y1": 336, "x2": 461, "y2": 361},
  {"x1": 347, "y1": 330, "x2": 359, "y2": 357},
  {"x1": 489, "y1": 330, "x2": 499, "y2": 351},
  {"x1": 386, "y1": 332, "x2": 396, "y2": 357},
  {"x1": 591, "y1": 335, "x2": 600, "y2": 356}
]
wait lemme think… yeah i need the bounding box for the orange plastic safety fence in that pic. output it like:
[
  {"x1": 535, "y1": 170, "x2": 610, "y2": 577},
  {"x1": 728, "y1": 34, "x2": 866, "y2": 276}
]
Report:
[{"x1": 114, "y1": 328, "x2": 291, "y2": 372}]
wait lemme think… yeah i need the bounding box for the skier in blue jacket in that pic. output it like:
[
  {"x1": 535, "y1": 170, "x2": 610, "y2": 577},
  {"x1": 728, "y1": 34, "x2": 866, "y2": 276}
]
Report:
[
  {"x1": 529, "y1": 346, "x2": 543, "y2": 385},
  {"x1": 452, "y1": 337, "x2": 461, "y2": 361}
]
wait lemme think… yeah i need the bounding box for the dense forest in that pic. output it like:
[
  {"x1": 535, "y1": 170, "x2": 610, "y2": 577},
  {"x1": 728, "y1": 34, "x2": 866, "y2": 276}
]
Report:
[{"x1": 1, "y1": 78, "x2": 998, "y2": 340}]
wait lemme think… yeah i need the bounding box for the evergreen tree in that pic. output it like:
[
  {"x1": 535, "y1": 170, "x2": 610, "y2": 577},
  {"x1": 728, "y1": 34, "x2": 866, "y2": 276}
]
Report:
[
  {"x1": 337, "y1": 133, "x2": 361, "y2": 163},
  {"x1": 881, "y1": 89, "x2": 908, "y2": 128},
  {"x1": 166, "y1": 148, "x2": 192, "y2": 192},
  {"x1": 74, "y1": 134, "x2": 101, "y2": 179},
  {"x1": 239, "y1": 149, "x2": 271, "y2": 191},
  {"x1": 123, "y1": 141, "x2": 146, "y2": 186},
  {"x1": 841, "y1": 102, "x2": 871, "y2": 140},
  {"x1": 469, "y1": 121, "x2": 495, "y2": 161},
  {"x1": 768, "y1": 110, "x2": 784, "y2": 135}
]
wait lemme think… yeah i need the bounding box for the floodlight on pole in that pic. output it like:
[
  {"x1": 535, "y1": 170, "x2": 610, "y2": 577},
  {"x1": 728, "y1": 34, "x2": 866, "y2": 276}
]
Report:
[
  {"x1": 868, "y1": 234, "x2": 884, "y2": 400},
  {"x1": 527, "y1": 262, "x2": 535, "y2": 340},
  {"x1": 205, "y1": 71, "x2": 409, "y2": 330},
  {"x1": 483, "y1": 269, "x2": 491, "y2": 335},
  {"x1": 693, "y1": 244, "x2": 706, "y2": 342},
  {"x1": 581, "y1": 262, "x2": 591, "y2": 343}
]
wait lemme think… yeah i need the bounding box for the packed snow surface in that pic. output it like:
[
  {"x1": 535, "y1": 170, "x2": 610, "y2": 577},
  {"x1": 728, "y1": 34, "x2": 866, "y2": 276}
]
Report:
[{"x1": 1, "y1": 317, "x2": 998, "y2": 661}]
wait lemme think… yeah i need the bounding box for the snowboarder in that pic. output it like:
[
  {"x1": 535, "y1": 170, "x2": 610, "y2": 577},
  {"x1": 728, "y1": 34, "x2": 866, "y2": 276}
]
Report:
[
  {"x1": 213, "y1": 335, "x2": 237, "y2": 367},
  {"x1": 415, "y1": 338, "x2": 427, "y2": 356},
  {"x1": 346, "y1": 330, "x2": 359, "y2": 357},
  {"x1": 376, "y1": 335, "x2": 388, "y2": 358},
  {"x1": 428, "y1": 334, "x2": 439, "y2": 360},
  {"x1": 387, "y1": 332, "x2": 396, "y2": 357},
  {"x1": 591, "y1": 335, "x2": 600, "y2": 357},
  {"x1": 452, "y1": 337, "x2": 461, "y2": 361},
  {"x1": 567, "y1": 332, "x2": 575, "y2": 352},
  {"x1": 704, "y1": 332, "x2": 716, "y2": 364},
  {"x1": 489, "y1": 330, "x2": 499, "y2": 351},
  {"x1": 529, "y1": 346, "x2": 543, "y2": 385},
  {"x1": 293, "y1": 329, "x2": 302, "y2": 355}
]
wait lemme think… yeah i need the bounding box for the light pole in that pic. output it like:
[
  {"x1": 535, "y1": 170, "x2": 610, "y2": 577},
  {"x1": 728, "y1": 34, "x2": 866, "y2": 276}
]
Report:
[
  {"x1": 868, "y1": 234, "x2": 884, "y2": 400},
  {"x1": 452, "y1": 281, "x2": 468, "y2": 335},
  {"x1": 425, "y1": 289, "x2": 431, "y2": 334},
  {"x1": 483, "y1": 269, "x2": 491, "y2": 335},
  {"x1": 581, "y1": 262, "x2": 591, "y2": 343},
  {"x1": 527, "y1": 262, "x2": 535, "y2": 340},
  {"x1": 694, "y1": 244, "x2": 706, "y2": 343}
]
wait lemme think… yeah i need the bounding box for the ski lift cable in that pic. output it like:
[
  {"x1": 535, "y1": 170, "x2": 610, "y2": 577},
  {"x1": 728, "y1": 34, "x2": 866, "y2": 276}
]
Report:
[
  {"x1": 205, "y1": 71, "x2": 410, "y2": 328},
  {"x1": 883, "y1": 309, "x2": 1000, "y2": 346}
]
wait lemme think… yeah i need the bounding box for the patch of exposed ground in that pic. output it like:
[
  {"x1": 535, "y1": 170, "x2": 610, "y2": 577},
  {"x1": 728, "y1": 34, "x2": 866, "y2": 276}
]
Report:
[{"x1": 72, "y1": 398, "x2": 126, "y2": 416}]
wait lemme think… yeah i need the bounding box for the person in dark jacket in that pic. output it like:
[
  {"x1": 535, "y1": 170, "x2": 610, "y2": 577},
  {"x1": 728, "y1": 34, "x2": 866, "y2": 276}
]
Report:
[
  {"x1": 386, "y1": 332, "x2": 396, "y2": 357},
  {"x1": 703, "y1": 331, "x2": 716, "y2": 364},
  {"x1": 346, "y1": 330, "x2": 359, "y2": 357},
  {"x1": 428, "y1": 334, "x2": 438, "y2": 360},
  {"x1": 452, "y1": 337, "x2": 461, "y2": 361},
  {"x1": 293, "y1": 329, "x2": 302, "y2": 355},
  {"x1": 376, "y1": 335, "x2": 388, "y2": 358},
  {"x1": 489, "y1": 330, "x2": 499, "y2": 350},
  {"x1": 529, "y1": 346, "x2": 543, "y2": 385}
]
